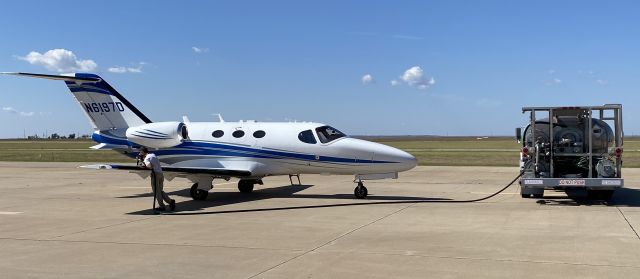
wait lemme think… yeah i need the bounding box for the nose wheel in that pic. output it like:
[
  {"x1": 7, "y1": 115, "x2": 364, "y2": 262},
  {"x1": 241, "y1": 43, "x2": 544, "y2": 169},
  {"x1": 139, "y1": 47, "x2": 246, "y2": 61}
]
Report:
[{"x1": 354, "y1": 181, "x2": 368, "y2": 199}]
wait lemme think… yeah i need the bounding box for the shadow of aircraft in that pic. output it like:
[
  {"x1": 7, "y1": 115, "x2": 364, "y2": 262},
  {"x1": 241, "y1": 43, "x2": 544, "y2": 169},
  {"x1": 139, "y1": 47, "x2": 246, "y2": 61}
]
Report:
[{"x1": 122, "y1": 183, "x2": 452, "y2": 216}]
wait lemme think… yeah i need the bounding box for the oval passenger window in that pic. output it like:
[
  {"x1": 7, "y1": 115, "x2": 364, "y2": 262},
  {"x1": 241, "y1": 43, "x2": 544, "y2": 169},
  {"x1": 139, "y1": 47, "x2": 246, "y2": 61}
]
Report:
[
  {"x1": 253, "y1": 130, "x2": 266, "y2": 138},
  {"x1": 232, "y1": 130, "x2": 245, "y2": 138},
  {"x1": 212, "y1": 130, "x2": 224, "y2": 138}
]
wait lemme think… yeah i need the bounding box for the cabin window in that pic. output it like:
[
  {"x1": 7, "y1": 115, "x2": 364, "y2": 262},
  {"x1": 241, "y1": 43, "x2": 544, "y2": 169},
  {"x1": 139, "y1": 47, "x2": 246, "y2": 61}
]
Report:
[
  {"x1": 212, "y1": 130, "x2": 224, "y2": 138},
  {"x1": 253, "y1": 130, "x2": 266, "y2": 138},
  {"x1": 315, "y1": 126, "x2": 346, "y2": 143},
  {"x1": 232, "y1": 130, "x2": 245, "y2": 138},
  {"x1": 298, "y1": 130, "x2": 317, "y2": 144}
]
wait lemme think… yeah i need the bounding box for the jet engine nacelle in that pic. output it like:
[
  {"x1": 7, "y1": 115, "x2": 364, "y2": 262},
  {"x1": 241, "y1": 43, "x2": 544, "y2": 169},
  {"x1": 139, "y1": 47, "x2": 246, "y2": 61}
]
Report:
[{"x1": 126, "y1": 122, "x2": 188, "y2": 148}]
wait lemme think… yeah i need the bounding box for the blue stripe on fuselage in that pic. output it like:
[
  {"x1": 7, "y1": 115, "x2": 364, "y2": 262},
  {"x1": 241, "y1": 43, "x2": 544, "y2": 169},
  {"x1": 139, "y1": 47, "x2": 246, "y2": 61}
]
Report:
[{"x1": 90, "y1": 137, "x2": 397, "y2": 164}]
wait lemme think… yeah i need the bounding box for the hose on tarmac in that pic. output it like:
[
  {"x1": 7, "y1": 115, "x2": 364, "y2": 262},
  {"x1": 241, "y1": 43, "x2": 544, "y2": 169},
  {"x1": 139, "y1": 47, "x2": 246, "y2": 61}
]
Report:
[
  {"x1": 441, "y1": 170, "x2": 524, "y2": 203},
  {"x1": 167, "y1": 171, "x2": 526, "y2": 216}
]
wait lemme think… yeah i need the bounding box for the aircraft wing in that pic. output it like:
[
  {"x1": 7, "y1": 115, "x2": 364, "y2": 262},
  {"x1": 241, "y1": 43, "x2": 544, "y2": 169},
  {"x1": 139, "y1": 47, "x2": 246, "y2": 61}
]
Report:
[{"x1": 80, "y1": 164, "x2": 252, "y2": 177}]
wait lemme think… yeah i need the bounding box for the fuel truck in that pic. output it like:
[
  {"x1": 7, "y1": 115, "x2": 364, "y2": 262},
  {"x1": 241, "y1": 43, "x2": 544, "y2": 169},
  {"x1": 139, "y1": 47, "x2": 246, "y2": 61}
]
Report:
[{"x1": 516, "y1": 105, "x2": 624, "y2": 200}]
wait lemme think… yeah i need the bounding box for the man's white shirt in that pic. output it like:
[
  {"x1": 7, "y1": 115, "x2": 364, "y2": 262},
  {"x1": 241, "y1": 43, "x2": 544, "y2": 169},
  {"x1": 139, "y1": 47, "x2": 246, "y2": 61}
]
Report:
[{"x1": 143, "y1": 153, "x2": 163, "y2": 173}]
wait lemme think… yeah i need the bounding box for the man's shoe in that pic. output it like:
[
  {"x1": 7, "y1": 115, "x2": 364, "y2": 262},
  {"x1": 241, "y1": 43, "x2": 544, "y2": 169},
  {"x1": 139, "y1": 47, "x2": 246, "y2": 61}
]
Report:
[
  {"x1": 155, "y1": 207, "x2": 166, "y2": 212},
  {"x1": 169, "y1": 200, "x2": 176, "y2": 211}
]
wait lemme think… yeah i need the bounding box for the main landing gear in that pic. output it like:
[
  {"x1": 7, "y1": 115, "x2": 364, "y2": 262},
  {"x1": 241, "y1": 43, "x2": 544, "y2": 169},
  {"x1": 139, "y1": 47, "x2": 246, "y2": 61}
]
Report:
[
  {"x1": 190, "y1": 183, "x2": 208, "y2": 200},
  {"x1": 238, "y1": 179, "x2": 263, "y2": 194},
  {"x1": 354, "y1": 181, "x2": 368, "y2": 199},
  {"x1": 190, "y1": 179, "x2": 264, "y2": 200}
]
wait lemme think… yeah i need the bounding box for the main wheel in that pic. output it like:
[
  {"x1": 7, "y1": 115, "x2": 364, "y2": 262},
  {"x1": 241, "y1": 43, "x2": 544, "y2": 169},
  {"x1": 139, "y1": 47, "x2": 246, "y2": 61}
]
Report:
[
  {"x1": 354, "y1": 183, "x2": 368, "y2": 199},
  {"x1": 238, "y1": 180, "x2": 255, "y2": 193},
  {"x1": 190, "y1": 183, "x2": 208, "y2": 200}
]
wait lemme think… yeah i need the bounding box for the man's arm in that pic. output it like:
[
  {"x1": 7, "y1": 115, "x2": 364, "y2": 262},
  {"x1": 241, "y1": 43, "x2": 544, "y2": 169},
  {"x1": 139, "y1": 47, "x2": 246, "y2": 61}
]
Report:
[{"x1": 142, "y1": 156, "x2": 152, "y2": 169}]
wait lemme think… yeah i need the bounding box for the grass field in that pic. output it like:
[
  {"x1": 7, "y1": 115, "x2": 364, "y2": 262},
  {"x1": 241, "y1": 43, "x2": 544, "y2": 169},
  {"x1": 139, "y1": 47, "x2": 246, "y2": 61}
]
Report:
[{"x1": 1, "y1": 137, "x2": 639, "y2": 167}]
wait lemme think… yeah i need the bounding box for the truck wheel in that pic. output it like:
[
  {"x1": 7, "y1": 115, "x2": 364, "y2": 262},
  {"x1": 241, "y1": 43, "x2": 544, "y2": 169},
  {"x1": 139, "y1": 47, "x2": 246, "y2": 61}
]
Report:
[{"x1": 521, "y1": 193, "x2": 530, "y2": 198}]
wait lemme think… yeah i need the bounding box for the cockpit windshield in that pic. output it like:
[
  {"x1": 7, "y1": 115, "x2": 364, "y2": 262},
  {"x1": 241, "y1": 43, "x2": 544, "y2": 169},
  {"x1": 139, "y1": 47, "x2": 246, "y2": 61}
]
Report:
[{"x1": 315, "y1": 126, "x2": 346, "y2": 143}]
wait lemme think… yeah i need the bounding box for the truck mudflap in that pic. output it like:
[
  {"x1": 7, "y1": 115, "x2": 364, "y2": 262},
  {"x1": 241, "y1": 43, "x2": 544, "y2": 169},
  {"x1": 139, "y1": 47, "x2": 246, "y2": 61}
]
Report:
[{"x1": 521, "y1": 178, "x2": 623, "y2": 189}]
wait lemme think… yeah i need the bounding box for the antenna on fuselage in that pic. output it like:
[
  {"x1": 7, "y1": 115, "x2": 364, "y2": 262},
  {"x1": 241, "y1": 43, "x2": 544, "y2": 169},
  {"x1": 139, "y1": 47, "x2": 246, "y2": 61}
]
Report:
[{"x1": 212, "y1": 113, "x2": 225, "y2": 123}]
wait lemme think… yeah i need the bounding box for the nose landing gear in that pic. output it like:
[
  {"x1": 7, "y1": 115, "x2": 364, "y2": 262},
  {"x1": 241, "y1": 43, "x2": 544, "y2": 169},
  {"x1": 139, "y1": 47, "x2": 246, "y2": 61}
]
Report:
[{"x1": 354, "y1": 181, "x2": 368, "y2": 199}]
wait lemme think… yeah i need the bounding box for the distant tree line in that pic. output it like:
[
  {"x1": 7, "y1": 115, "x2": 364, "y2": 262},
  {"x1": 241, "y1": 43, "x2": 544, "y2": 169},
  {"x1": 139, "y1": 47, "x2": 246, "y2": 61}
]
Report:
[{"x1": 26, "y1": 133, "x2": 91, "y2": 140}]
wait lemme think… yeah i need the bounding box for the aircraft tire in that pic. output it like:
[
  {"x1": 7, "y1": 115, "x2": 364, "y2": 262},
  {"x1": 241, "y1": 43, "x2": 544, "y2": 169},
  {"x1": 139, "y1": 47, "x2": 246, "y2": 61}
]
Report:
[
  {"x1": 238, "y1": 180, "x2": 255, "y2": 193},
  {"x1": 354, "y1": 184, "x2": 368, "y2": 199},
  {"x1": 190, "y1": 183, "x2": 208, "y2": 200}
]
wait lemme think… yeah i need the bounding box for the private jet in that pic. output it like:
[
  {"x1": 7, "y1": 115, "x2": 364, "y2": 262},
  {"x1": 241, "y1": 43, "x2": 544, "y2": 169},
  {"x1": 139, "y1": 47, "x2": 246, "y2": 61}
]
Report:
[{"x1": 3, "y1": 72, "x2": 417, "y2": 199}]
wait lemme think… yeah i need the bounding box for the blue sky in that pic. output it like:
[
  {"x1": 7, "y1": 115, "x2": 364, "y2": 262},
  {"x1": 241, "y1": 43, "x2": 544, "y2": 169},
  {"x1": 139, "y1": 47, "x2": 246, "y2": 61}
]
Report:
[{"x1": 0, "y1": 1, "x2": 639, "y2": 138}]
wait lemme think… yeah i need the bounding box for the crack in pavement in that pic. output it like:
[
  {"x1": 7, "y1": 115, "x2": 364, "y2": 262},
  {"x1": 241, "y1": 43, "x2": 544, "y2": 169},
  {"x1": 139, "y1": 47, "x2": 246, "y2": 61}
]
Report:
[{"x1": 617, "y1": 207, "x2": 640, "y2": 240}]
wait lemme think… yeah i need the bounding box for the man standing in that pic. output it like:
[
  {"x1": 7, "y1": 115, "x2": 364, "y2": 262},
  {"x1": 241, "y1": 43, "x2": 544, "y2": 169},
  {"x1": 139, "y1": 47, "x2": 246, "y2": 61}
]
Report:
[{"x1": 140, "y1": 147, "x2": 175, "y2": 211}]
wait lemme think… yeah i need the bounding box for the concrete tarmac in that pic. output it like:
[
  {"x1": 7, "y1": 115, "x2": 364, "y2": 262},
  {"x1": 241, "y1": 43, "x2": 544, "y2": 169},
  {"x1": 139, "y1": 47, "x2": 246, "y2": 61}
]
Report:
[{"x1": 0, "y1": 162, "x2": 639, "y2": 278}]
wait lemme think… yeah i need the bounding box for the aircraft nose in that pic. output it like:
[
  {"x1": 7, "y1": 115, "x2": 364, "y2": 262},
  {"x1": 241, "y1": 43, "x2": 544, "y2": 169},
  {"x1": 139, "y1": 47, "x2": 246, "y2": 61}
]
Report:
[
  {"x1": 337, "y1": 138, "x2": 418, "y2": 172},
  {"x1": 376, "y1": 145, "x2": 418, "y2": 171}
]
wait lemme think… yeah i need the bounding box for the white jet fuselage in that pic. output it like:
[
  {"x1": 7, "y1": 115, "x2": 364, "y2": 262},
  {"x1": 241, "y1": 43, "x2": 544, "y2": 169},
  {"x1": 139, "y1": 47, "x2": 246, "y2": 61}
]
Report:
[{"x1": 114, "y1": 121, "x2": 417, "y2": 178}]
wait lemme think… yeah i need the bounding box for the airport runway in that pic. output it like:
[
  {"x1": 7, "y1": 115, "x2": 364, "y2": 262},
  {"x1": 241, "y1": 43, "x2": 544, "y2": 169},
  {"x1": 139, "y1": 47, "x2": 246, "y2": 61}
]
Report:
[{"x1": 0, "y1": 162, "x2": 639, "y2": 278}]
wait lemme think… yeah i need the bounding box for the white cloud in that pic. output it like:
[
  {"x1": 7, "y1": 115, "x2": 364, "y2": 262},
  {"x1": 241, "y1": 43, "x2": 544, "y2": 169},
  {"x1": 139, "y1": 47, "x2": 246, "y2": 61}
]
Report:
[
  {"x1": 596, "y1": 79, "x2": 609, "y2": 85},
  {"x1": 399, "y1": 66, "x2": 435, "y2": 89},
  {"x1": 192, "y1": 46, "x2": 210, "y2": 53},
  {"x1": 361, "y1": 74, "x2": 374, "y2": 85},
  {"x1": 108, "y1": 62, "x2": 145, "y2": 74},
  {"x1": 18, "y1": 49, "x2": 97, "y2": 73},
  {"x1": 545, "y1": 78, "x2": 562, "y2": 85},
  {"x1": 3, "y1": 107, "x2": 35, "y2": 117},
  {"x1": 390, "y1": 79, "x2": 399, "y2": 86}
]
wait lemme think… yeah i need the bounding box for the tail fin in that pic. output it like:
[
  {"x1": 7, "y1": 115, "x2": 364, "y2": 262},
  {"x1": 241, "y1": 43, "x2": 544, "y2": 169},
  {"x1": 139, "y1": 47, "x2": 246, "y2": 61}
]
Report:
[{"x1": 2, "y1": 72, "x2": 151, "y2": 130}]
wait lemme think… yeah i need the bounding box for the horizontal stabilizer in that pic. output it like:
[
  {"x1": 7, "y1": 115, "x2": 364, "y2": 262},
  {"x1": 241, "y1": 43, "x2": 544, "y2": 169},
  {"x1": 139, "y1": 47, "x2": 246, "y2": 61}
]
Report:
[
  {"x1": 1, "y1": 72, "x2": 101, "y2": 83},
  {"x1": 89, "y1": 143, "x2": 130, "y2": 150},
  {"x1": 2, "y1": 72, "x2": 152, "y2": 130}
]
